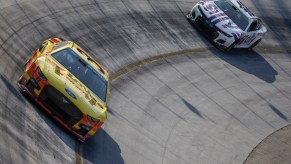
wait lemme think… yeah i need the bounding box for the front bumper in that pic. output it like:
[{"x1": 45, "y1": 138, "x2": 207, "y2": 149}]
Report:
[{"x1": 17, "y1": 74, "x2": 102, "y2": 142}]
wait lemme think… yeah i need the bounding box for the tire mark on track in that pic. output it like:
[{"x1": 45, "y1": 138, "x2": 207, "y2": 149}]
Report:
[
  {"x1": 41, "y1": 0, "x2": 73, "y2": 39},
  {"x1": 0, "y1": 12, "x2": 32, "y2": 60},
  {"x1": 14, "y1": 0, "x2": 45, "y2": 38}
]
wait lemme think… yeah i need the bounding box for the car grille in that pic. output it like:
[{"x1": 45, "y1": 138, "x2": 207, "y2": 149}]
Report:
[
  {"x1": 195, "y1": 16, "x2": 219, "y2": 40},
  {"x1": 26, "y1": 80, "x2": 35, "y2": 94},
  {"x1": 76, "y1": 124, "x2": 92, "y2": 136},
  {"x1": 38, "y1": 86, "x2": 83, "y2": 126}
]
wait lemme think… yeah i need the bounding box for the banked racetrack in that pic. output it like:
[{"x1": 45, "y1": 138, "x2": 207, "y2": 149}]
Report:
[{"x1": 1, "y1": 0, "x2": 291, "y2": 163}]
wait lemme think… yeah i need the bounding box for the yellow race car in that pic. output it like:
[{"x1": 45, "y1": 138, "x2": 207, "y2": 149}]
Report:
[{"x1": 18, "y1": 38, "x2": 110, "y2": 142}]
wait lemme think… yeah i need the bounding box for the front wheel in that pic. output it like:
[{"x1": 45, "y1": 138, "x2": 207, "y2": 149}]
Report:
[
  {"x1": 226, "y1": 39, "x2": 240, "y2": 51},
  {"x1": 249, "y1": 39, "x2": 261, "y2": 49}
]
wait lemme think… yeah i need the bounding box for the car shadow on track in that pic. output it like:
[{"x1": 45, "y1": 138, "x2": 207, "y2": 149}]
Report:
[
  {"x1": 82, "y1": 128, "x2": 124, "y2": 164},
  {"x1": 181, "y1": 98, "x2": 204, "y2": 119},
  {"x1": 214, "y1": 49, "x2": 278, "y2": 83},
  {"x1": 269, "y1": 103, "x2": 289, "y2": 122},
  {"x1": 186, "y1": 17, "x2": 277, "y2": 83}
]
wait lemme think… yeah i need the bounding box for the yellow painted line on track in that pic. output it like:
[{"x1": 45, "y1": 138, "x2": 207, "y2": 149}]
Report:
[
  {"x1": 77, "y1": 45, "x2": 291, "y2": 164},
  {"x1": 110, "y1": 45, "x2": 291, "y2": 82},
  {"x1": 110, "y1": 47, "x2": 211, "y2": 82}
]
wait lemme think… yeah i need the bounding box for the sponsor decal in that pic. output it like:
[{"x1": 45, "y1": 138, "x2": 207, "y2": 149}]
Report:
[
  {"x1": 62, "y1": 97, "x2": 70, "y2": 104},
  {"x1": 213, "y1": 16, "x2": 229, "y2": 24},
  {"x1": 55, "y1": 66, "x2": 61, "y2": 75},
  {"x1": 89, "y1": 98, "x2": 97, "y2": 105},
  {"x1": 65, "y1": 88, "x2": 77, "y2": 99},
  {"x1": 66, "y1": 73, "x2": 92, "y2": 100},
  {"x1": 50, "y1": 38, "x2": 60, "y2": 43},
  {"x1": 238, "y1": 33, "x2": 257, "y2": 45},
  {"x1": 231, "y1": 33, "x2": 242, "y2": 40},
  {"x1": 201, "y1": 4, "x2": 238, "y2": 30},
  {"x1": 198, "y1": 0, "x2": 208, "y2": 5},
  {"x1": 209, "y1": 13, "x2": 226, "y2": 21},
  {"x1": 222, "y1": 22, "x2": 239, "y2": 30},
  {"x1": 204, "y1": 3, "x2": 219, "y2": 15}
]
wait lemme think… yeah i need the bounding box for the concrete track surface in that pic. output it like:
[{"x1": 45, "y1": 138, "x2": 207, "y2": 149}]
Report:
[{"x1": 0, "y1": 0, "x2": 291, "y2": 163}]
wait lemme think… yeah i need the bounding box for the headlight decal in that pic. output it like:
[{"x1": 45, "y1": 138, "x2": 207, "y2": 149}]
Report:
[{"x1": 36, "y1": 67, "x2": 47, "y2": 81}]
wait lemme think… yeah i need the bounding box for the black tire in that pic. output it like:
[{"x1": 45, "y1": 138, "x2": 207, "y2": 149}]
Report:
[
  {"x1": 249, "y1": 39, "x2": 261, "y2": 49},
  {"x1": 226, "y1": 39, "x2": 240, "y2": 51}
]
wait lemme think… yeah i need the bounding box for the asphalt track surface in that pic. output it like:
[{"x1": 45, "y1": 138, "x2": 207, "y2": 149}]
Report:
[{"x1": 0, "y1": 0, "x2": 291, "y2": 164}]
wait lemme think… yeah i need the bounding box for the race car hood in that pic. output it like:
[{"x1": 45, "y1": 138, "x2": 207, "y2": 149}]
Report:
[
  {"x1": 38, "y1": 56, "x2": 107, "y2": 121},
  {"x1": 199, "y1": 0, "x2": 244, "y2": 39}
]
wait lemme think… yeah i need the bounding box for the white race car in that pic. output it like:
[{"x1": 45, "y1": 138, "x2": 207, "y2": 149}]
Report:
[{"x1": 187, "y1": 0, "x2": 267, "y2": 50}]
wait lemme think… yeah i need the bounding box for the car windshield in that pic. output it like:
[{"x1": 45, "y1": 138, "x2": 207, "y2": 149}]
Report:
[
  {"x1": 52, "y1": 48, "x2": 108, "y2": 102},
  {"x1": 214, "y1": 0, "x2": 249, "y2": 30}
]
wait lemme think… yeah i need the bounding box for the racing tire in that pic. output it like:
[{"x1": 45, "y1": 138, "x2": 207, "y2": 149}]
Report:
[
  {"x1": 249, "y1": 39, "x2": 261, "y2": 50},
  {"x1": 226, "y1": 39, "x2": 240, "y2": 51}
]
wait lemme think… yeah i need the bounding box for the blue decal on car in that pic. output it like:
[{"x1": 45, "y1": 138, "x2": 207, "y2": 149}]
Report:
[{"x1": 65, "y1": 88, "x2": 77, "y2": 99}]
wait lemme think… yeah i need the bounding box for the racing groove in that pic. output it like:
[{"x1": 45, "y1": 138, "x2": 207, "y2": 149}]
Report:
[{"x1": 0, "y1": 0, "x2": 291, "y2": 163}]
